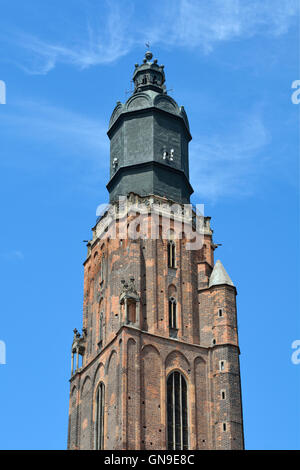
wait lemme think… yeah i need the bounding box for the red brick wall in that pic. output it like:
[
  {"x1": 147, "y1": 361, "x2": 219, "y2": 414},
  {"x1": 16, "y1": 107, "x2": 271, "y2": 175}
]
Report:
[{"x1": 68, "y1": 196, "x2": 244, "y2": 450}]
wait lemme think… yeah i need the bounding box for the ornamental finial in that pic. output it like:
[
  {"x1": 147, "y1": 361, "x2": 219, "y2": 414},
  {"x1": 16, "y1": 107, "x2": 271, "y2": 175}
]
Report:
[
  {"x1": 145, "y1": 51, "x2": 153, "y2": 61},
  {"x1": 145, "y1": 42, "x2": 153, "y2": 62}
]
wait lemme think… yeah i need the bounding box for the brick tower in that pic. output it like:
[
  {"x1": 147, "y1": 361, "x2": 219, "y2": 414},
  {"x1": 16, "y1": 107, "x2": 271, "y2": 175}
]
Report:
[{"x1": 67, "y1": 51, "x2": 244, "y2": 450}]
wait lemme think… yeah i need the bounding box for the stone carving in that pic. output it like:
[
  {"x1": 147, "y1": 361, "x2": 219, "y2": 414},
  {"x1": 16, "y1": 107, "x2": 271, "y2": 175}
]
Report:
[
  {"x1": 112, "y1": 157, "x2": 118, "y2": 170},
  {"x1": 162, "y1": 147, "x2": 174, "y2": 162},
  {"x1": 120, "y1": 277, "x2": 139, "y2": 302},
  {"x1": 71, "y1": 328, "x2": 87, "y2": 375}
]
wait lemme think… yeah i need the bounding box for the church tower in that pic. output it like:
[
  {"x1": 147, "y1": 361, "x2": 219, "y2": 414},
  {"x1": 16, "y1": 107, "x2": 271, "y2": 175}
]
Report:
[{"x1": 67, "y1": 51, "x2": 244, "y2": 450}]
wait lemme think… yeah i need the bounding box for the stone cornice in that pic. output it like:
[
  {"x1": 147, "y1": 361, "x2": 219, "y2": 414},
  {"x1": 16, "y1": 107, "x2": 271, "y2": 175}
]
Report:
[
  {"x1": 198, "y1": 283, "x2": 238, "y2": 295},
  {"x1": 69, "y1": 323, "x2": 241, "y2": 382},
  {"x1": 106, "y1": 160, "x2": 194, "y2": 195}
]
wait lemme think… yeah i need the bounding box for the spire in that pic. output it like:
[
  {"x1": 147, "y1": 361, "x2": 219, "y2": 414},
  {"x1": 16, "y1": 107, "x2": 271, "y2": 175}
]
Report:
[
  {"x1": 209, "y1": 260, "x2": 235, "y2": 288},
  {"x1": 132, "y1": 50, "x2": 166, "y2": 94}
]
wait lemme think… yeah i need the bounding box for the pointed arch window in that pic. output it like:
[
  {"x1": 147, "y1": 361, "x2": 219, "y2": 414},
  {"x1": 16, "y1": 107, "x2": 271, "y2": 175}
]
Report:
[
  {"x1": 98, "y1": 310, "x2": 103, "y2": 349},
  {"x1": 169, "y1": 297, "x2": 177, "y2": 329},
  {"x1": 167, "y1": 371, "x2": 188, "y2": 450},
  {"x1": 168, "y1": 240, "x2": 176, "y2": 268},
  {"x1": 95, "y1": 382, "x2": 105, "y2": 450},
  {"x1": 100, "y1": 255, "x2": 105, "y2": 283}
]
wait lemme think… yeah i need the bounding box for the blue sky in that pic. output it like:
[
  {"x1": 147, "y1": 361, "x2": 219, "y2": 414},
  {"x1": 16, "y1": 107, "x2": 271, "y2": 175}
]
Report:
[{"x1": 0, "y1": 0, "x2": 299, "y2": 450}]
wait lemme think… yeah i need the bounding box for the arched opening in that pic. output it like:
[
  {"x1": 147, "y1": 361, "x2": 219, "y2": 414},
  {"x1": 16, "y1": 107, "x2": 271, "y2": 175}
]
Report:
[
  {"x1": 168, "y1": 297, "x2": 177, "y2": 333},
  {"x1": 100, "y1": 255, "x2": 105, "y2": 282},
  {"x1": 95, "y1": 382, "x2": 105, "y2": 450},
  {"x1": 167, "y1": 230, "x2": 176, "y2": 268},
  {"x1": 168, "y1": 240, "x2": 176, "y2": 268},
  {"x1": 167, "y1": 371, "x2": 188, "y2": 450},
  {"x1": 98, "y1": 308, "x2": 103, "y2": 349}
]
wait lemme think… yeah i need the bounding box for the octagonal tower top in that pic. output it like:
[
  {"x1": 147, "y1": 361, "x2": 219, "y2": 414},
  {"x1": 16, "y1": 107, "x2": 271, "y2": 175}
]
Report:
[{"x1": 106, "y1": 50, "x2": 193, "y2": 205}]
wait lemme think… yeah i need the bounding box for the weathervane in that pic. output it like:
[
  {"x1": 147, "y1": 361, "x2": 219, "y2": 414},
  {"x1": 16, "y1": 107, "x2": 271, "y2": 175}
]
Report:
[{"x1": 145, "y1": 42, "x2": 150, "y2": 49}]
